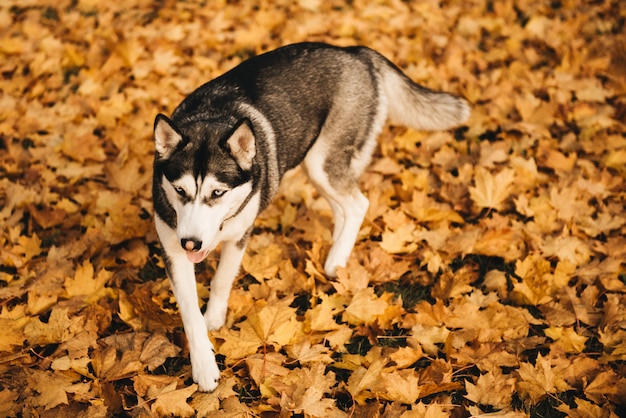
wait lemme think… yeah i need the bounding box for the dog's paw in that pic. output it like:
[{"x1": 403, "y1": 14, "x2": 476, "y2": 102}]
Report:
[
  {"x1": 190, "y1": 349, "x2": 220, "y2": 392},
  {"x1": 204, "y1": 300, "x2": 227, "y2": 331}
]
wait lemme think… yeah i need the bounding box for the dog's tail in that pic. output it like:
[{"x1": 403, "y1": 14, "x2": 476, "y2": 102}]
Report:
[{"x1": 367, "y1": 49, "x2": 470, "y2": 131}]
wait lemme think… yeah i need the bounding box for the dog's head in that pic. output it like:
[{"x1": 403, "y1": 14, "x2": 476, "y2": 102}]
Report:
[{"x1": 153, "y1": 114, "x2": 256, "y2": 263}]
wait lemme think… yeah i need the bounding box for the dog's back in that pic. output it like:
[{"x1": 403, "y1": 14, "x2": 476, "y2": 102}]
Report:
[{"x1": 170, "y1": 42, "x2": 468, "y2": 194}]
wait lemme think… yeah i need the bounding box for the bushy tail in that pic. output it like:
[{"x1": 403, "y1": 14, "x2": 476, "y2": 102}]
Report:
[{"x1": 367, "y1": 49, "x2": 470, "y2": 131}]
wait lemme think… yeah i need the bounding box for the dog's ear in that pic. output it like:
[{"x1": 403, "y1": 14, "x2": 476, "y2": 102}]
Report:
[
  {"x1": 225, "y1": 119, "x2": 256, "y2": 170},
  {"x1": 154, "y1": 114, "x2": 183, "y2": 158}
]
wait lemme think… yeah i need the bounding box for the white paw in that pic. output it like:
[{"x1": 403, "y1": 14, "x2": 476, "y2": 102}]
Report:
[
  {"x1": 324, "y1": 248, "x2": 346, "y2": 278},
  {"x1": 190, "y1": 346, "x2": 220, "y2": 392},
  {"x1": 204, "y1": 299, "x2": 227, "y2": 331}
]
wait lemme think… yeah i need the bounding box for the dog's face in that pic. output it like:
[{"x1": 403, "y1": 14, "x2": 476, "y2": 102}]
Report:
[{"x1": 154, "y1": 115, "x2": 256, "y2": 263}]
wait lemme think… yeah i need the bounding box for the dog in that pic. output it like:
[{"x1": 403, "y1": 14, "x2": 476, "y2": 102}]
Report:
[{"x1": 152, "y1": 42, "x2": 469, "y2": 391}]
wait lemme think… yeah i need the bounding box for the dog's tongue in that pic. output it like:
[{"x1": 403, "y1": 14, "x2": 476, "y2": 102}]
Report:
[{"x1": 186, "y1": 249, "x2": 208, "y2": 264}]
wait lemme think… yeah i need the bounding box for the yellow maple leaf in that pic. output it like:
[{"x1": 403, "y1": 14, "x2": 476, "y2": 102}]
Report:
[
  {"x1": 249, "y1": 300, "x2": 303, "y2": 347},
  {"x1": 516, "y1": 354, "x2": 572, "y2": 403},
  {"x1": 469, "y1": 167, "x2": 516, "y2": 211},
  {"x1": 378, "y1": 369, "x2": 421, "y2": 404},
  {"x1": 380, "y1": 222, "x2": 418, "y2": 254},
  {"x1": 401, "y1": 402, "x2": 451, "y2": 418},
  {"x1": 346, "y1": 354, "x2": 385, "y2": 403},
  {"x1": 544, "y1": 327, "x2": 587, "y2": 353},
  {"x1": 510, "y1": 253, "x2": 554, "y2": 305},
  {"x1": 584, "y1": 370, "x2": 626, "y2": 405},
  {"x1": 464, "y1": 369, "x2": 515, "y2": 409},
  {"x1": 151, "y1": 383, "x2": 197, "y2": 417},
  {"x1": 242, "y1": 236, "x2": 284, "y2": 280},
  {"x1": 305, "y1": 293, "x2": 347, "y2": 332},
  {"x1": 540, "y1": 231, "x2": 592, "y2": 266},
  {"x1": 279, "y1": 363, "x2": 338, "y2": 417},
  {"x1": 333, "y1": 258, "x2": 370, "y2": 295},
  {"x1": 343, "y1": 287, "x2": 389, "y2": 325},
  {"x1": 14, "y1": 233, "x2": 42, "y2": 262},
  {"x1": 24, "y1": 307, "x2": 84, "y2": 346},
  {"x1": 246, "y1": 352, "x2": 290, "y2": 388},
  {"x1": 64, "y1": 260, "x2": 114, "y2": 303},
  {"x1": 215, "y1": 324, "x2": 262, "y2": 360},
  {"x1": 389, "y1": 345, "x2": 425, "y2": 369},
  {"x1": 558, "y1": 398, "x2": 611, "y2": 418},
  {"x1": 59, "y1": 120, "x2": 107, "y2": 162},
  {"x1": 51, "y1": 355, "x2": 93, "y2": 378},
  {"x1": 0, "y1": 318, "x2": 26, "y2": 353},
  {"x1": 285, "y1": 340, "x2": 333, "y2": 365},
  {"x1": 27, "y1": 369, "x2": 76, "y2": 410}
]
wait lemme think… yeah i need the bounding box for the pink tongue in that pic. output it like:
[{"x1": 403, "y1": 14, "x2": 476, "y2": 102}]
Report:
[{"x1": 186, "y1": 249, "x2": 208, "y2": 264}]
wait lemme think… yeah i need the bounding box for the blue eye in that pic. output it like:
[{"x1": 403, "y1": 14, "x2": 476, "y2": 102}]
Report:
[
  {"x1": 173, "y1": 186, "x2": 186, "y2": 196},
  {"x1": 212, "y1": 189, "x2": 226, "y2": 198}
]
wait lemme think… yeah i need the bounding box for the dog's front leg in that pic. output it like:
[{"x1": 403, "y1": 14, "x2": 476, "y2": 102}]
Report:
[
  {"x1": 167, "y1": 258, "x2": 220, "y2": 392},
  {"x1": 204, "y1": 238, "x2": 247, "y2": 331}
]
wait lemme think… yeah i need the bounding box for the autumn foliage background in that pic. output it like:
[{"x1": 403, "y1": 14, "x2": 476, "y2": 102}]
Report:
[{"x1": 1, "y1": 0, "x2": 625, "y2": 416}]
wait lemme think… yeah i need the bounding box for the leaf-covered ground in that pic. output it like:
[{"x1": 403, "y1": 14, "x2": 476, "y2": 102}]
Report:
[{"x1": 1, "y1": 0, "x2": 625, "y2": 417}]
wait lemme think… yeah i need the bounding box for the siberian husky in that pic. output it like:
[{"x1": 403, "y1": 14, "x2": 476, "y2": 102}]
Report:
[{"x1": 153, "y1": 42, "x2": 469, "y2": 391}]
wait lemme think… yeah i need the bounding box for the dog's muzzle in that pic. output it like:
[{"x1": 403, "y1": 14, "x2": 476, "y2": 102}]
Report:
[{"x1": 181, "y1": 238, "x2": 209, "y2": 263}]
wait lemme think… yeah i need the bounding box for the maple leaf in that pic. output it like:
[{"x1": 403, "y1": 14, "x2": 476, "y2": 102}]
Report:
[
  {"x1": 58, "y1": 120, "x2": 107, "y2": 162},
  {"x1": 377, "y1": 369, "x2": 421, "y2": 404},
  {"x1": 584, "y1": 369, "x2": 626, "y2": 405},
  {"x1": 189, "y1": 376, "x2": 239, "y2": 417},
  {"x1": 13, "y1": 233, "x2": 42, "y2": 261},
  {"x1": 540, "y1": 230, "x2": 592, "y2": 266},
  {"x1": 558, "y1": 398, "x2": 612, "y2": 418},
  {"x1": 242, "y1": 235, "x2": 284, "y2": 280},
  {"x1": 346, "y1": 348, "x2": 385, "y2": 403},
  {"x1": 516, "y1": 354, "x2": 573, "y2": 403},
  {"x1": 133, "y1": 374, "x2": 178, "y2": 398},
  {"x1": 279, "y1": 363, "x2": 339, "y2": 417},
  {"x1": 151, "y1": 383, "x2": 198, "y2": 417},
  {"x1": 343, "y1": 287, "x2": 391, "y2": 325},
  {"x1": 248, "y1": 299, "x2": 303, "y2": 347},
  {"x1": 469, "y1": 167, "x2": 516, "y2": 211},
  {"x1": 402, "y1": 402, "x2": 451, "y2": 418},
  {"x1": 0, "y1": 305, "x2": 29, "y2": 352},
  {"x1": 305, "y1": 293, "x2": 347, "y2": 332},
  {"x1": 286, "y1": 340, "x2": 334, "y2": 365},
  {"x1": 93, "y1": 332, "x2": 179, "y2": 381},
  {"x1": 246, "y1": 352, "x2": 290, "y2": 388},
  {"x1": 464, "y1": 369, "x2": 515, "y2": 409},
  {"x1": 0, "y1": 389, "x2": 19, "y2": 417},
  {"x1": 27, "y1": 369, "x2": 76, "y2": 410},
  {"x1": 24, "y1": 307, "x2": 84, "y2": 346},
  {"x1": 333, "y1": 258, "x2": 370, "y2": 295},
  {"x1": 380, "y1": 218, "x2": 418, "y2": 254},
  {"x1": 544, "y1": 326, "x2": 587, "y2": 353},
  {"x1": 64, "y1": 260, "x2": 114, "y2": 303},
  {"x1": 51, "y1": 355, "x2": 93, "y2": 378}
]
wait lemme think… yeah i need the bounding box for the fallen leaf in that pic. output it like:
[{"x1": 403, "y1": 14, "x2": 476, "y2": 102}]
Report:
[
  {"x1": 151, "y1": 383, "x2": 198, "y2": 417},
  {"x1": 469, "y1": 167, "x2": 516, "y2": 211}
]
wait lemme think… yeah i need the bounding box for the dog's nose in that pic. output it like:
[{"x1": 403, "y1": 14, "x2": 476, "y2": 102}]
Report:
[{"x1": 181, "y1": 238, "x2": 202, "y2": 252}]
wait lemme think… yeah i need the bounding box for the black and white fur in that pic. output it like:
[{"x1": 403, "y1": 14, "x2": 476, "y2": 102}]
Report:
[{"x1": 153, "y1": 42, "x2": 469, "y2": 391}]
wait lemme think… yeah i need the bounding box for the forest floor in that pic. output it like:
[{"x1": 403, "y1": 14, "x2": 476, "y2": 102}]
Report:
[{"x1": 0, "y1": 0, "x2": 625, "y2": 417}]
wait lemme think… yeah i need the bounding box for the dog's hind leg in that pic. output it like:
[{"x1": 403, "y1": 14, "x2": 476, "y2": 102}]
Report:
[
  {"x1": 304, "y1": 151, "x2": 370, "y2": 278},
  {"x1": 324, "y1": 189, "x2": 369, "y2": 277},
  {"x1": 204, "y1": 238, "x2": 247, "y2": 331}
]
